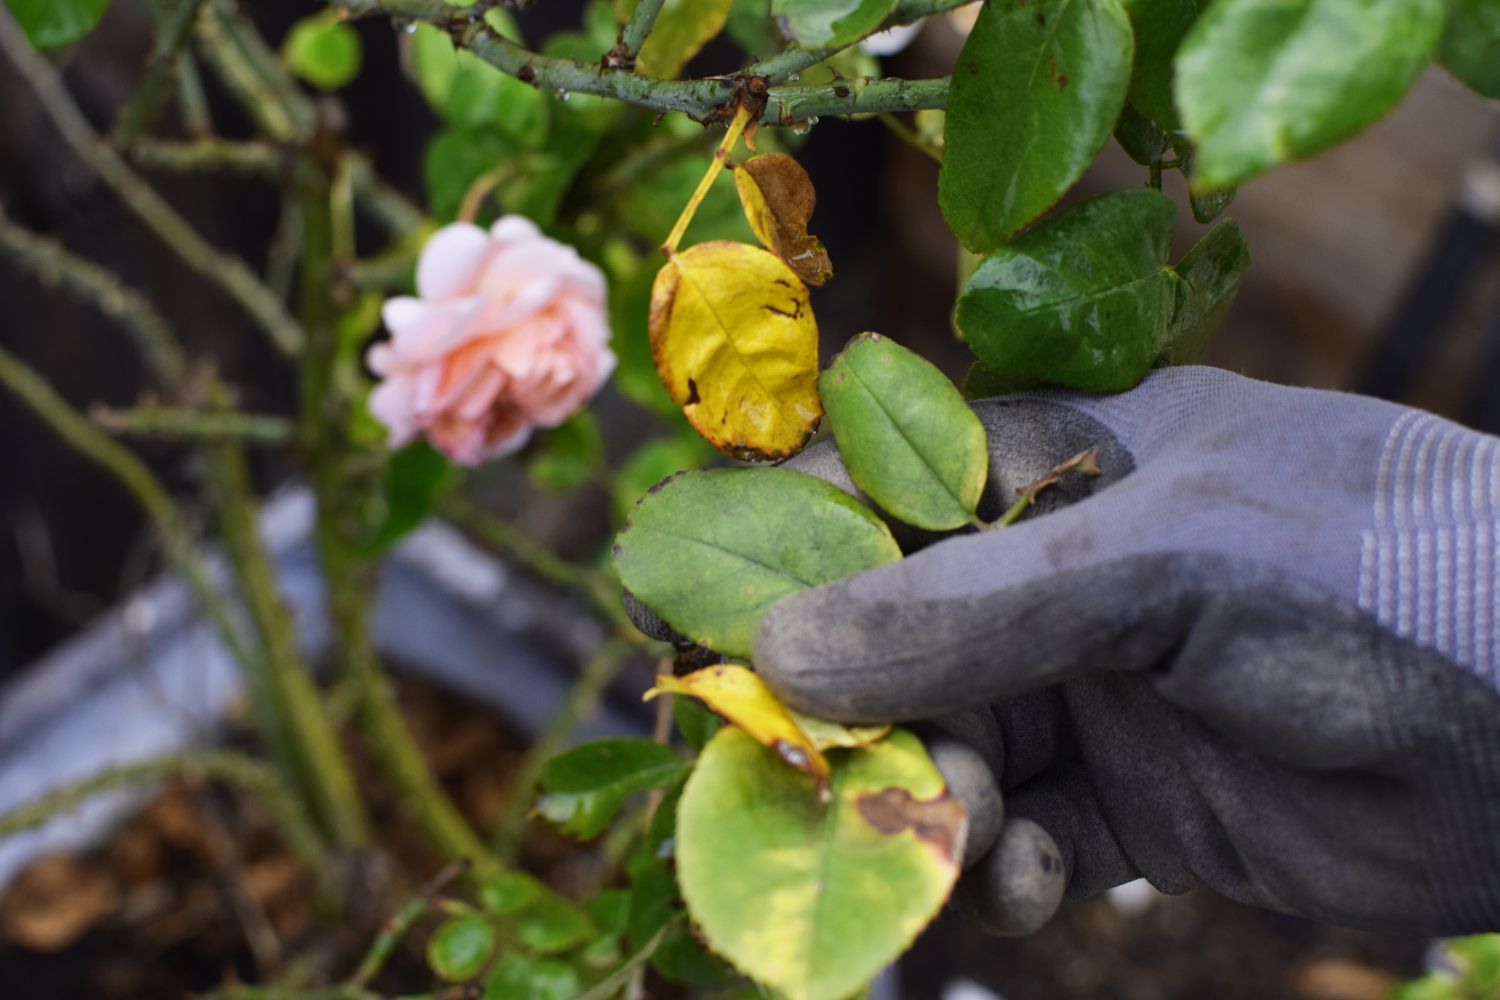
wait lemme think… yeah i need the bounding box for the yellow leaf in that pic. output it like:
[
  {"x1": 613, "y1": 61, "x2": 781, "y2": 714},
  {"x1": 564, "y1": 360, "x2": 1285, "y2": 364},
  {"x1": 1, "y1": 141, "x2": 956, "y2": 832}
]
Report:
[
  {"x1": 646, "y1": 665, "x2": 829, "y2": 791},
  {"x1": 788, "y1": 710, "x2": 891, "y2": 751},
  {"x1": 733, "y1": 154, "x2": 834, "y2": 286},
  {"x1": 650, "y1": 241, "x2": 822, "y2": 461}
]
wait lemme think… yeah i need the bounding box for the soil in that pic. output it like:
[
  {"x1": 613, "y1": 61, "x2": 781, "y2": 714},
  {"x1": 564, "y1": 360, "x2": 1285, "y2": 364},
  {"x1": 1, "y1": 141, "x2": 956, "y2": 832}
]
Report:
[{"x1": 0, "y1": 670, "x2": 1430, "y2": 1000}]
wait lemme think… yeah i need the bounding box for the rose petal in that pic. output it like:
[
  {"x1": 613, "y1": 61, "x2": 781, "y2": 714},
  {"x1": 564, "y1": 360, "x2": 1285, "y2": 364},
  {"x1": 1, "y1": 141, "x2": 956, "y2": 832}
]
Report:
[
  {"x1": 490, "y1": 215, "x2": 543, "y2": 244},
  {"x1": 417, "y1": 223, "x2": 494, "y2": 301}
]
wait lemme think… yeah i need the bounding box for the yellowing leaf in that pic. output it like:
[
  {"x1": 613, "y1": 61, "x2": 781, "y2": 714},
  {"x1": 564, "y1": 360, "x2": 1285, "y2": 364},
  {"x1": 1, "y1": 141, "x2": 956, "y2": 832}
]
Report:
[
  {"x1": 650, "y1": 242, "x2": 822, "y2": 461},
  {"x1": 646, "y1": 665, "x2": 829, "y2": 790},
  {"x1": 788, "y1": 710, "x2": 891, "y2": 751},
  {"x1": 733, "y1": 155, "x2": 834, "y2": 287}
]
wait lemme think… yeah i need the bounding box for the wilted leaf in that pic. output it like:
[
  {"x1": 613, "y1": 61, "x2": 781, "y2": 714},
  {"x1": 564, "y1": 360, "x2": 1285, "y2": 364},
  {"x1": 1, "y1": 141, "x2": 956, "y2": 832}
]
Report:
[
  {"x1": 1118, "y1": 0, "x2": 1205, "y2": 131},
  {"x1": 939, "y1": 0, "x2": 1134, "y2": 251},
  {"x1": 427, "y1": 914, "x2": 495, "y2": 982},
  {"x1": 612, "y1": 468, "x2": 902, "y2": 658},
  {"x1": 1161, "y1": 219, "x2": 1250, "y2": 365},
  {"x1": 820, "y1": 333, "x2": 987, "y2": 531},
  {"x1": 650, "y1": 242, "x2": 822, "y2": 461},
  {"x1": 282, "y1": 12, "x2": 362, "y2": 90},
  {"x1": 788, "y1": 710, "x2": 890, "y2": 751},
  {"x1": 5, "y1": 0, "x2": 108, "y2": 48},
  {"x1": 733, "y1": 154, "x2": 833, "y2": 286},
  {"x1": 648, "y1": 665, "x2": 829, "y2": 788},
  {"x1": 677, "y1": 728, "x2": 965, "y2": 1000},
  {"x1": 1175, "y1": 0, "x2": 1444, "y2": 190},
  {"x1": 1440, "y1": 0, "x2": 1500, "y2": 99},
  {"x1": 625, "y1": 0, "x2": 734, "y2": 77},
  {"x1": 536, "y1": 739, "x2": 689, "y2": 839},
  {"x1": 955, "y1": 189, "x2": 1178, "y2": 393},
  {"x1": 771, "y1": 0, "x2": 899, "y2": 49}
]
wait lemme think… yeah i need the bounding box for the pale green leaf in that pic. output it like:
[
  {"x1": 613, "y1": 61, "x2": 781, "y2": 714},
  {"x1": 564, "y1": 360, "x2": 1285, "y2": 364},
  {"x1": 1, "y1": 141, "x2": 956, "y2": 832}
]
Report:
[
  {"x1": 771, "y1": 0, "x2": 898, "y2": 49},
  {"x1": 536, "y1": 738, "x2": 689, "y2": 839}
]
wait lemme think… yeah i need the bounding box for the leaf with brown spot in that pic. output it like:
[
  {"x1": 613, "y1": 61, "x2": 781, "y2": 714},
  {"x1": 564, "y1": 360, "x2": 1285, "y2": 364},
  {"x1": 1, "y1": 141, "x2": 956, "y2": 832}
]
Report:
[
  {"x1": 733, "y1": 154, "x2": 834, "y2": 286},
  {"x1": 650, "y1": 241, "x2": 822, "y2": 461},
  {"x1": 855, "y1": 786, "x2": 967, "y2": 865}
]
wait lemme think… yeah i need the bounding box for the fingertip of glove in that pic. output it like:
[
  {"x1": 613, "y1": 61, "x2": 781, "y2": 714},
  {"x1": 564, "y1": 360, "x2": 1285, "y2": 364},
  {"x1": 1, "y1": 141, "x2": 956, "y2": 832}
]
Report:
[
  {"x1": 955, "y1": 818, "x2": 1067, "y2": 936},
  {"x1": 926, "y1": 738, "x2": 1004, "y2": 866}
]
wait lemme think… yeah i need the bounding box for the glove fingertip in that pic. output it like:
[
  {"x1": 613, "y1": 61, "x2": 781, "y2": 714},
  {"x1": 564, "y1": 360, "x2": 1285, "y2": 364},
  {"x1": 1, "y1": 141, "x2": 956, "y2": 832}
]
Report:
[
  {"x1": 955, "y1": 818, "x2": 1067, "y2": 936},
  {"x1": 926, "y1": 738, "x2": 1003, "y2": 867}
]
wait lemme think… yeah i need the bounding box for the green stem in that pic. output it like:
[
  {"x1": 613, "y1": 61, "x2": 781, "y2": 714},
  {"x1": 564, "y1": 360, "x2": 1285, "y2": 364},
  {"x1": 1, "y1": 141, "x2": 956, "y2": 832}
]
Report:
[
  {"x1": 617, "y1": 0, "x2": 667, "y2": 63},
  {"x1": 492, "y1": 639, "x2": 632, "y2": 860},
  {"x1": 328, "y1": 0, "x2": 950, "y2": 124},
  {"x1": 0, "y1": 344, "x2": 252, "y2": 669},
  {"x1": 744, "y1": 0, "x2": 975, "y2": 82},
  {"x1": 92, "y1": 404, "x2": 293, "y2": 443},
  {"x1": 878, "y1": 111, "x2": 942, "y2": 163},
  {"x1": 346, "y1": 152, "x2": 430, "y2": 237},
  {"x1": 0, "y1": 4, "x2": 305, "y2": 356},
  {"x1": 208, "y1": 429, "x2": 373, "y2": 849},
  {"x1": 348, "y1": 860, "x2": 468, "y2": 987},
  {"x1": 176, "y1": 51, "x2": 214, "y2": 136},
  {"x1": 130, "y1": 137, "x2": 283, "y2": 177},
  {"x1": 295, "y1": 161, "x2": 495, "y2": 873},
  {"x1": 112, "y1": 0, "x2": 212, "y2": 145},
  {"x1": 0, "y1": 750, "x2": 329, "y2": 877},
  {"x1": 196, "y1": 0, "x2": 316, "y2": 143},
  {"x1": 0, "y1": 206, "x2": 186, "y2": 387}
]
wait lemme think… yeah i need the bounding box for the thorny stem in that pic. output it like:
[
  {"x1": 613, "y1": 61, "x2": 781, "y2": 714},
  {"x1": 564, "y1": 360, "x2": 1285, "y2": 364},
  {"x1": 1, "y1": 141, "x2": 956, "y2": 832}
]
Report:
[
  {"x1": 92, "y1": 403, "x2": 294, "y2": 443},
  {"x1": 348, "y1": 860, "x2": 469, "y2": 988},
  {"x1": 0, "y1": 206, "x2": 186, "y2": 387},
  {"x1": 130, "y1": 137, "x2": 284, "y2": 177},
  {"x1": 196, "y1": 0, "x2": 316, "y2": 143},
  {"x1": 663, "y1": 103, "x2": 753, "y2": 253},
  {"x1": 0, "y1": 4, "x2": 305, "y2": 356},
  {"x1": 0, "y1": 344, "x2": 253, "y2": 670},
  {"x1": 209, "y1": 429, "x2": 372, "y2": 848},
  {"x1": 617, "y1": 0, "x2": 667, "y2": 63},
  {"x1": 492, "y1": 639, "x2": 633, "y2": 860},
  {"x1": 328, "y1": 0, "x2": 949, "y2": 124},
  {"x1": 112, "y1": 0, "x2": 212, "y2": 145},
  {"x1": 0, "y1": 750, "x2": 330, "y2": 877}
]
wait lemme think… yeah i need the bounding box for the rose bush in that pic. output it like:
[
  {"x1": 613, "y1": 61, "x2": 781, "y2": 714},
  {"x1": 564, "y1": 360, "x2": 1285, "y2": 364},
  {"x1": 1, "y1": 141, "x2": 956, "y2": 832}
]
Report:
[{"x1": 367, "y1": 216, "x2": 614, "y2": 465}]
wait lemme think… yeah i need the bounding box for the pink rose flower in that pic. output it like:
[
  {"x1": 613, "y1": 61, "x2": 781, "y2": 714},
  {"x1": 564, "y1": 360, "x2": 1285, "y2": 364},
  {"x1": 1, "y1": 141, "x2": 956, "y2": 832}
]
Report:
[{"x1": 367, "y1": 216, "x2": 615, "y2": 465}]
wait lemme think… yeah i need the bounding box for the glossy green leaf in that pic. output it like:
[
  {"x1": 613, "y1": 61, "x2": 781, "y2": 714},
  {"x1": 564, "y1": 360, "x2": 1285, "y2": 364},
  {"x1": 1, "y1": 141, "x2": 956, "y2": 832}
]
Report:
[
  {"x1": 4, "y1": 0, "x2": 108, "y2": 48},
  {"x1": 955, "y1": 189, "x2": 1178, "y2": 393},
  {"x1": 1119, "y1": 0, "x2": 1204, "y2": 130},
  {"x1": 820, "y1": 333, "x2": 987, "y2": 531},
  {"x1": 484, "y1": 953, "x2": 581, "y2": 1000},
  {"x1": 612, "y1": 468, "x2": 902, "y2": 658},
  {"x1": 536, "y1": 738, "x2": 690, "y2": 839},
  {"x1": 1175, "y1": 0, "x2": 1444, "y2": 190},
  {"x1": 282, "y1": 12, "x2": 362, "y2": 90},
  {"x1": 528, "y1": 411, "x2": 603, "y2": 491},
  {"x1": 677, "y1": 728, "x2": 965, "y2": 1000},
  {"x1": 1114, "y1": 102, "x2": 1173, "y2": 166},
  {"x1": 427, "y1": 914, "x2": 496, "y2": 982},
  {"x1": 939, "y1": 0, "x2": 1134, "y2": 252},
  {"x1": 1161, "y1": 219, "x2": 1250, "y2": 365},
  {"x1": 771, "y1": 0, "x2": 898, "y2": 49},
  {"x1": 1440, "y1": 0, "x2": 1500, "y2": 99},
  {"x1": 361, "y1": 441, "x2": 461, "y2": 555},
  {"x1": 627, "y1": 0, "x2": 734, "y2": 78}
]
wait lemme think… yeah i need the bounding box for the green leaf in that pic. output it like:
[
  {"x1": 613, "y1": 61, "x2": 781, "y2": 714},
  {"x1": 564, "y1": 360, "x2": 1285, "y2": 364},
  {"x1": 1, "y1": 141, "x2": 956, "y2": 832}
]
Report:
[
  {"x1": 4, "y1": 0, "x2": 108, "y2": 48},
  {"x1": 427, "y1": 914, "x2": 496, "y2": 982},
  {"x1": 1440, "y1": 0, "x2": 1500, "y2": 99},
  {"x1": 479, "y1": 871, "x2": 545, "y2": 916},
  {"x1": 961, "y1": 362, "x2": 1043, "y2": 400},
  {"x1": 282, "y1": 12, "x2": 362, "y2": 91},
  {"x1": 611, "y1": 434, "x2": 718, "y2": 522},
  {"x1": 727, "y1": 0, "x2": 777, "y2": 57},
  {"x1": 677, "y1": 727, "x2": 965, "y2": 1000},
  {"x1": 484, "y1": 953, "x2": 581, "y2": 1000},
  {"x1": 622, "y1": 150, "x2": 756, "y2": 248},
  {"x1": 361, "y1": 441, "x2": 461, "y2": 555},
  {"x1": 939, "y1": 0, "x2": 1134, "y2": 252},
  {"x1": 536, "y1": 739, "x2": 690, "y2": 839},
  {"x1": 631, "y1": 0, "x2": 734, "y2": 78},
  {"x1": 1118, "y1": 0, "x2": 1205, "y2": 130},
  {"x1": 955, "y1": 189, "x2": 1178, "y2": 393},
  {"x1": 674, "y1": 695, "x2": 723, "y2": 751},
  {"x1": 1175, "y1": 0, "x2": 1445, "y2": 191},
  {"x1": 516, "y1": 891, "x2": 596, "y2": 954},
  {"x1": 1113, "y1": 102, "x2": 1173, "y2": 166},
  {"x1": 612, "y1": 468, "x2": 903, "y2": 658},
  {"x1": 528, "y1": 411, "x2": 603, "y2": 491},
  {"x1": 820, "y1": 333, "x2": 987, "y2": 531},
  {"x1": 771, "y1": 0, "x2": 898, "y2": 49},
  {"x1": 1161, "y1": 218, "x2": 1250, "y2": 365}
]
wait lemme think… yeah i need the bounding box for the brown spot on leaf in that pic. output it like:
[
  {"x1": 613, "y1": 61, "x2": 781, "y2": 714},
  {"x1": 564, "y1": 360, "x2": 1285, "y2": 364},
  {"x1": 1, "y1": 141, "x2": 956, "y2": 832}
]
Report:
[
  {"x1": 856, "y1": 787, "x2": 967, "y2": 863},
  {"x1": 685, "y1": 378, "x2": 701, "y2": 406}
]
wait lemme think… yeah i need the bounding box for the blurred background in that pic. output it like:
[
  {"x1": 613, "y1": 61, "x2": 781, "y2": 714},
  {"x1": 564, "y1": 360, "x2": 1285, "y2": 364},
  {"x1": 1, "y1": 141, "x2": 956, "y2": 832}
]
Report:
[{"x1": 2, "y1": 2, "x2": 1500, "y2": 998}]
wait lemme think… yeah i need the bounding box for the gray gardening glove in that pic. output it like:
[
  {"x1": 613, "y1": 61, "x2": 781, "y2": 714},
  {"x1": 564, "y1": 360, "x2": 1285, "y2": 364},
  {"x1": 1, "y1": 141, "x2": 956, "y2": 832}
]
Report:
[{"x1": 756, "y1": 365, "x2": 1500, "y2": 938}]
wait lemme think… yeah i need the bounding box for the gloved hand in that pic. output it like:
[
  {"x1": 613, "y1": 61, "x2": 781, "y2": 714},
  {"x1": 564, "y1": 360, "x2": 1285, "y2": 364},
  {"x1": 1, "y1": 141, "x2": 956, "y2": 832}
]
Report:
[{"x1": 753, "y1": 365, "x2": 1500, "y2": 938}]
